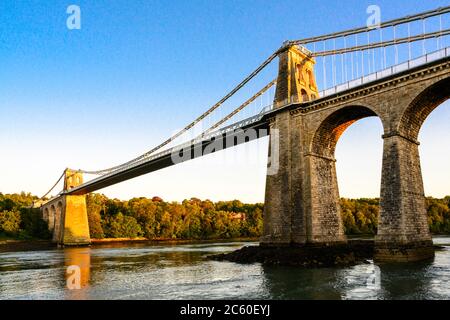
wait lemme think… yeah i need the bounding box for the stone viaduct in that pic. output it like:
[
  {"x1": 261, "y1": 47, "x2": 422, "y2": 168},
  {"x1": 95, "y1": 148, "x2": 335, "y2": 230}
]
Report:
[
  {"x1": 40, "y1": 44, "x2": 449, "y2": 262},
  {"x1": 262, "y1": 45, "x2": 450, "y2": 262}
]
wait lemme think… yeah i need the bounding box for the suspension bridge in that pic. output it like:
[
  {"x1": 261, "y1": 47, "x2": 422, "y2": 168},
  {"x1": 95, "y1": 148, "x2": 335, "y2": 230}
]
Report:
[{"x1": 39, "y1": 6, "x2": 450, "y2": 262}]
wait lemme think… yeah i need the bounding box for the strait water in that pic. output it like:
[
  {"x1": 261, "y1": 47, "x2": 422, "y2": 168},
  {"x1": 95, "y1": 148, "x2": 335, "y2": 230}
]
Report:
[{"x1": 1, "y1": 237, "x2": 450, "y2": 300}]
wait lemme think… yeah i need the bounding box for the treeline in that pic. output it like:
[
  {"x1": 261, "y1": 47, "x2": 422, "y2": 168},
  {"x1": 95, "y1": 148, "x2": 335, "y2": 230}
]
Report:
[
  {"x1": 0, "y1": 192, "x2": 51, "y2": 240},
  {"x1": 1, "y1": 192, "x2": 450, "y2": 240},
  {"x1": 340, "y1": 197, "x2": 450, "y2": 235},
  {"x1": 86, "y1": 194, "x2": 263, "y2": 240}
]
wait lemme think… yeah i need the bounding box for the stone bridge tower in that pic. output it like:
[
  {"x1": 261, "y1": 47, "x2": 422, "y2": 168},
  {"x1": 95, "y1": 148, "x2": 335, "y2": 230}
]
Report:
[
  {"x1": 40, "y1": 169, "x2": 90, "y2": 246},
  {"x1": 274, "y1": 44, "x2": 319, "y2": 107},
  {"x1": 262, "y1": 44, "x2": 346, "y2": 247}
]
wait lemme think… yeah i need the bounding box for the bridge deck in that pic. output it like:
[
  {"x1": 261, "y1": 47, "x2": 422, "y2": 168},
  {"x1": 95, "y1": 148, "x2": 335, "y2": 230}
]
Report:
[{"x1": 65, "y1": 49, "x2": 450, "y2": 196}]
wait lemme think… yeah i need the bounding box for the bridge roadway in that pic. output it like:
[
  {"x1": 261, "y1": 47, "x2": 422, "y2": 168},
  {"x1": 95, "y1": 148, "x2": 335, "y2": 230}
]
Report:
[{"x1": 65, "y1": 49, "x2": 450, "y2": 196}]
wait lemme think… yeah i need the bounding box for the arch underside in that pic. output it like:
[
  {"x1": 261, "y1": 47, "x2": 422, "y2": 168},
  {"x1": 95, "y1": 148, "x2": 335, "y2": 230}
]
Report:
[
  {"x1": 305, "y1": 105, "x2": 382, "y2": 243},
  {"x1": 400, "y1": 76, "x2": 450, "y2": 140},
  {"x1": 311, "y1": 106, "x2": 378, "y2": 158}
]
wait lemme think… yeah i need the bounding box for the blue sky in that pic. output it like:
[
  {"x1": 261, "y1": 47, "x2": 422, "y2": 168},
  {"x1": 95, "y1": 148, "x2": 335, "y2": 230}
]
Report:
[{"x1": 0, "y1": 0, "x2": 449, "y2": 202}]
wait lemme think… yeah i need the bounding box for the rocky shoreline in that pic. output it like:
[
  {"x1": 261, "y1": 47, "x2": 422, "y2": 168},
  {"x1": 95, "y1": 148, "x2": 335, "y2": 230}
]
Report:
[
  {"x1": 210, "y1": 240, "x2": 447, "y2": 267},
  {"x1": 210, "y1": 240, "x2": 376, "y2": 267}
]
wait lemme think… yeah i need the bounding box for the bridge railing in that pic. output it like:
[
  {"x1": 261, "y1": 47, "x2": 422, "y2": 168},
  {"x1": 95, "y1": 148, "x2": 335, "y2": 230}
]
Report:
[
  {"x1": 296, "y1": 6, "x2": 450, "y2": 99},
  {"x1": 318, "y1": 46, "x2": 449, "y2": 98}
]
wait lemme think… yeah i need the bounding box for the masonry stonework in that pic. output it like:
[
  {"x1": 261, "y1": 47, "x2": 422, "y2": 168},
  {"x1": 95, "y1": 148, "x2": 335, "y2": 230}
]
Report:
[
  {"x1": 262, "y1": 44, "x2": 449, "y2": 261},
  {"x1": 40, "y1": 170, "x2": 91, "y2": 246},
  {"x1": 38, "y1": 46, "x2": 449, "y2": 261}
]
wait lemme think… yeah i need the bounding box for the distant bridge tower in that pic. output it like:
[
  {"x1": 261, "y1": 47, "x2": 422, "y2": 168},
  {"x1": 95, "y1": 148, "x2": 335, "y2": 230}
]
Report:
[
  {"x1": 64, "y1": 169, "x2": 84, "y2": 190},
  {"x1": 40, "y1": 169, "x2": 90, "y2": 246}
]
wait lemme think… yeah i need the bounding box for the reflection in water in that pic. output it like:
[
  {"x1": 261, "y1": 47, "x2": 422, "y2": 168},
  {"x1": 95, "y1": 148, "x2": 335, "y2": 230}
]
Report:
[
  {"x1": 261, "y1": 266, "x2": 343, "y2": 299},
  {"x1": 64, "y1": 248, "x2": 91, "y2": 299},
  {"x1": 338, "y1": 263, "x2": 383, "y2": 299},
  {"x1": 1, "y1": 240, "x2": 450, "y2": 300},
  {"x1": 378, "y1": 262, "x2": 433, "y2": 300}
]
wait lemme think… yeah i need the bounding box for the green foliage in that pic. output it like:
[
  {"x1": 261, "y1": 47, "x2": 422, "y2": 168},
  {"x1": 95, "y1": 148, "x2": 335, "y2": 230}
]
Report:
[
  {"x1": 0, "y1": 210, "x2": 21, "y2": 234},
  {"x1": 18, "y1": 207, "x2": 52, "y2": 240},
  {"x1": 0, "y1": 192, "x2": 36, "y2": 211},
  {"x1": 426, "y1": 197, "x2": 450, "y2": 234},
  {"x1": 86, "y1": 194, "x2": 106, "y2": 238},
  {"x1": 103, "y1": 212, "x2": 143, "y2": 238},
  {"x1": 0, "y1": 193, "x2": 51, "y2": 239},
  {"x1": 2, "y1": 191, "x2": 450, "y2": 240},
  {"x1": 340, "y1": 198, "x2": 379, "y2": 235},
  {"x1": 96, "y1": 196, "x2": 264, "y2": 240},
  {"x1": 339, "y1": 197, "x2": 450, "y2": 235}
]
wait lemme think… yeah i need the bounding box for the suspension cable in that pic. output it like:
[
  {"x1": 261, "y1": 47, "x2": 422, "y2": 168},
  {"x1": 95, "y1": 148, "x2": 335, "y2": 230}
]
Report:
[
  {"x1": 311, "y1": 29, "x2": 450, "y2": 56},
  {"x1": 291, "y1": 6, "x2": 450, "y2": 45},
  {"x1": 408, "y1": 22, "x2": 412, "y2": 61},
  {"x1": 31, "y1": 171, "x2": 65, "y2": 208},
  {"x1": 79, "y1": 49, "x2": 282, "y2": 175},
  {"x1": 423, "y1": 19, "x2": 427, "y2": 55},
  {"x1": 72, "y1": 6, "x2": 450, "y2": 177},
  {"x1": 198, "y1": 79, "x2": 277, "y2": 138}
]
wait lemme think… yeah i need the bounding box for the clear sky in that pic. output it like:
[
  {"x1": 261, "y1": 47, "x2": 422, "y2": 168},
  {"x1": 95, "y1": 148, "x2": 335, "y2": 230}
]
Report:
[{"x1": 1, "y1": 0, "x2": 449, "y2": 203}]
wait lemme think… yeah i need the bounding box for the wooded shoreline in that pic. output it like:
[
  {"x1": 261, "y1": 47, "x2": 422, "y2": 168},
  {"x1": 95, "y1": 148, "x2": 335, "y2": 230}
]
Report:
[{"x1": 0, "y1": 237, "x2": 259, "y2": 253}]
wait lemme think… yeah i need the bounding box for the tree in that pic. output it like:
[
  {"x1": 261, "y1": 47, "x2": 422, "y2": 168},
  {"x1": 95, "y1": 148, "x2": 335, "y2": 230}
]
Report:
[
  {"x1": 86, "y1": 194, "x2": 106, "y2": 238},
  {"x1": 103, "y1": 212, "x2": 143, "y2": 238},
  {"x1": 4, "y1": 191, "x2": 450, "y2": 241},
  {"x1": 0, "y1": 210, "x2": 21, "y2": 234}
]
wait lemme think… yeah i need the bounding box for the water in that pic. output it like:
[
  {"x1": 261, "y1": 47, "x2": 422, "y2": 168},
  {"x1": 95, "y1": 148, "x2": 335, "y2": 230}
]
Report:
[{"x1": 1, "y1": 237, "x2": 450, "y2": 300}]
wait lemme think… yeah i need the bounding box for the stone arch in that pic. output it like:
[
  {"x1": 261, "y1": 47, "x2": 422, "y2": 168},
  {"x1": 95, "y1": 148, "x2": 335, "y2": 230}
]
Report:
[
  {"x1": 68, "y1": 176, "x2": 74, "y2": 189},
  {"x1": 301, "y1": 89, "x2": 309, "y2": 102},
  {"x1": 49, "y1": 205, "x2": 56, "y2": 234},
  {"x1": 310, "y1": 105, "x2": 381, "y2": 158},
  {"x1": 398, "y1": 76, "x2": 450, "y2": 140},
  {"x1": 43, "y1": 207, "x2": 49, "y2": 223},
  {"x1": 52, "y1": 203, "x2": 62, "y2": 243},
  {"x1": 297, "y1": 63, "x2": 306, "y2": 84},
  {"x1": 306, "y1": 69, "x2": 316, "y2": 88},
  {"x1": 57, "y1": 201, "x2": 63, "y2": 243},
  {"x1": 374, "y1": 75, "x2": 450, "y2": 261},
  {"x1": 304, "y1": 105, "x2": 383, "y2": 244}
]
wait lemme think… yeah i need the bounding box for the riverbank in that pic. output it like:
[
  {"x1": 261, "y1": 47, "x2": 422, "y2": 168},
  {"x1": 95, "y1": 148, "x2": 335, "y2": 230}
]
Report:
[
  {"x1": 0, "y1": 240, "x2": 54, "y2": 252},
  {"x1": 92, "y1": 236, "x2": 257, "y2": 244},
  {"x1": 0, "y1": 237, "x2": 258, "y2": 253}
]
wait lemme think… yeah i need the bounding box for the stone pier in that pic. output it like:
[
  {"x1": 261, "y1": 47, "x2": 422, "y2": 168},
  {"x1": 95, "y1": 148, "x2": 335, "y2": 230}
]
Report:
[
  {"x1": 262, "y1": 44, "x2": 449, "y2": 262},
  {"x1": 40, "y1": 170, "x2": 90, "y2": 246}
]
